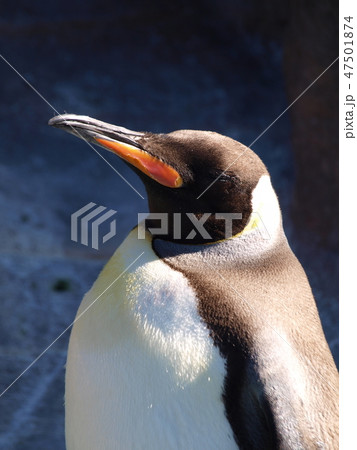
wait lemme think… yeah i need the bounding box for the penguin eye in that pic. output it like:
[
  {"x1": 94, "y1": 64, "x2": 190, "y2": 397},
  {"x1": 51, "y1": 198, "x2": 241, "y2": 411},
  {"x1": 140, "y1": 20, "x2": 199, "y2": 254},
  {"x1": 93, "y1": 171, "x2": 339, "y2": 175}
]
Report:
[
  {"x1": 206, "y1": 170, "x2": 230, "y2": 181},
  {"x1": 218, "y1": 173, "x2": 232, "y2": 182},
  {"x1": 208, "y1": 170, "x2": 239, "y2": 184}
]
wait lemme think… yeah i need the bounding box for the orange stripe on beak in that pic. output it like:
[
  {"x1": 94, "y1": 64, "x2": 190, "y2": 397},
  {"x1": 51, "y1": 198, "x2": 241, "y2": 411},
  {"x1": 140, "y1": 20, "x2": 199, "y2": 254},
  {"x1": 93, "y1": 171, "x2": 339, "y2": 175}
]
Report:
[{"x1": 95, "y1": 138, "x2": 183, "y2": 188}]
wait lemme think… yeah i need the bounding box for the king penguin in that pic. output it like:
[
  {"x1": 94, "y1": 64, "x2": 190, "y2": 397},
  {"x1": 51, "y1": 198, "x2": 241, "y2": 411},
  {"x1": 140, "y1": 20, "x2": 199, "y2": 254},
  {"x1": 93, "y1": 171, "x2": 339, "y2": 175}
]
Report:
[{"x1": 49, "y1": 114, "x2": 338, "y2": 450}]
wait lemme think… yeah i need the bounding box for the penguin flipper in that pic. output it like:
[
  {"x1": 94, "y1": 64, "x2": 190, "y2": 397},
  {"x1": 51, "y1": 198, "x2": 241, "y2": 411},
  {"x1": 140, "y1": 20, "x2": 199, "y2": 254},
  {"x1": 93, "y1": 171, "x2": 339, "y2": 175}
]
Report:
[{"x1": 224, "y1": 355, "x2": 279, "y2": 450}]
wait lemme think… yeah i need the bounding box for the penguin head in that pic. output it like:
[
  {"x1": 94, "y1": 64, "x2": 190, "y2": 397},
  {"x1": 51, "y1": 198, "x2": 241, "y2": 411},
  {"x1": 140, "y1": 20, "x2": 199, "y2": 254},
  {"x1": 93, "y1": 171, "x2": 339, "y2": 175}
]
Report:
[{"x1": 49, "y1": 115, "x2": 275, "y2": 244}]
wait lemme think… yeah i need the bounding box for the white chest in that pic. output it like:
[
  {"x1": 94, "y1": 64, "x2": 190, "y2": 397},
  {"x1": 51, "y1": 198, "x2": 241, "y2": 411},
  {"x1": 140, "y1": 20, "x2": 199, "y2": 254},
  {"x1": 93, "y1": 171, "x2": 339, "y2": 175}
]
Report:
[{"x1": 65, "y1": 231, "x2": 237, "y2": 449}]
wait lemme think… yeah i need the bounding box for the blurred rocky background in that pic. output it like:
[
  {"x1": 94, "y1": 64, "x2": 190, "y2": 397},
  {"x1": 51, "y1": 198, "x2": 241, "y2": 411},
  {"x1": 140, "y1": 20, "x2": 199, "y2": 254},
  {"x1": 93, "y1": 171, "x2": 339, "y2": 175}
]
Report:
[{"x1": 0, "y1": 0, "x2": 338, "y2": 448}]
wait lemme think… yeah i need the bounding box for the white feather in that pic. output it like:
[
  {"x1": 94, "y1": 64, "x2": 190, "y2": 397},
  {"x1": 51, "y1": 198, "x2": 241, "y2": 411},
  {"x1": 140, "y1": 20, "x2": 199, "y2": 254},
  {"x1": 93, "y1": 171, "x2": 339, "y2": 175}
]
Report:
[{"x1": 65, "y1": 229, "x2": 237, "y2": 449}]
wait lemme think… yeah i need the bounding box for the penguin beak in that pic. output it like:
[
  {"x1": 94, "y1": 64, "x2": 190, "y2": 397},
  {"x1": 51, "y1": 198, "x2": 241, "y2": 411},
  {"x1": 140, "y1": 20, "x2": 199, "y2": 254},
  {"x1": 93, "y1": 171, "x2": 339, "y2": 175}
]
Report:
[{"x1": 48, "y1": 114, "x2": 183, "y2": 188}]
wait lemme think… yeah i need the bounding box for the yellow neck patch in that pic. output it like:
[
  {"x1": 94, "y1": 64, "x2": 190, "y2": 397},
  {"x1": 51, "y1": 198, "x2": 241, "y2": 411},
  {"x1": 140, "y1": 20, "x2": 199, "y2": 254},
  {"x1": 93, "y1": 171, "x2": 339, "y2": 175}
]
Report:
[{"x1": 206, "y1": 205, "x2": 263, "y2": 246}]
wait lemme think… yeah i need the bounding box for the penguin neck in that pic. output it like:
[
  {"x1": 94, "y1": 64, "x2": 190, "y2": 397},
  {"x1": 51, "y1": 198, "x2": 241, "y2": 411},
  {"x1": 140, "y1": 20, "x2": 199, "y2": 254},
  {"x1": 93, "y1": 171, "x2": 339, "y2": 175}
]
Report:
[{"x1": 152, "y1": 175, "x2": 283, "y2": 264}]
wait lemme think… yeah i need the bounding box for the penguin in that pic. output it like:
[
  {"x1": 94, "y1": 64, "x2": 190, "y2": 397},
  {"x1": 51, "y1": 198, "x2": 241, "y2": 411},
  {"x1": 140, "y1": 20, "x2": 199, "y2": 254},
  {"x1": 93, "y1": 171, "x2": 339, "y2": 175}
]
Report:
[{"x1": 49, "y1": 114, "x2": 339, "y2": 450}]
